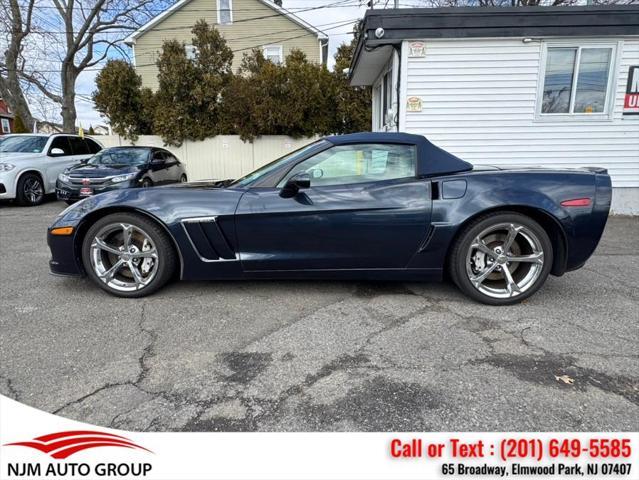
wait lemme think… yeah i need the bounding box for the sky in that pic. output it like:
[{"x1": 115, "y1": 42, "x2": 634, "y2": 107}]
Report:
[{"x1": 70, "y1": 0, "x2": 375, "y2": 128}]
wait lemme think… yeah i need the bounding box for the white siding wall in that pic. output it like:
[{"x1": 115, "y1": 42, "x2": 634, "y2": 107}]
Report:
[{"x1": 398, "y1": 37, "x2": 639, "y2": 209}]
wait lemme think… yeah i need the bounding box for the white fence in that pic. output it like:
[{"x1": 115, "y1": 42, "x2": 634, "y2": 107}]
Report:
[{"x1": 97, "y1": 135, "x2": 319, "y2": 181}]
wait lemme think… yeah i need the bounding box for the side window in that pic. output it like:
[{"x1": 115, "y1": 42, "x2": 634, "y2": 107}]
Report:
[
  {"x1": 68, "y1": 136, "x2": 90, "y2": 155},
  {"x1": 48, "y1": 136, "x2": 72, "y2": 156},
  {"x1": 279, "y1": 144, "x2": 416, "y2": 187},
  {"x1": 152, "y1": 151, "x2": 166, "y2": 163},
  {"x1": 86, "y1": 138, "x2": 102, "y2": 154}
]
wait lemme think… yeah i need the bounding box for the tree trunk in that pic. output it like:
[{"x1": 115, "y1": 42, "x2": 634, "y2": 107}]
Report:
[
  {"x1": 0, "y1": 78, "x2": 35, "y2": 132},
  {"x1": 1, "y1": 45, "x2": 35, "y2": 132},
  {"x1": 61, "y1": 66, "x2": 78, "y2": 133}
]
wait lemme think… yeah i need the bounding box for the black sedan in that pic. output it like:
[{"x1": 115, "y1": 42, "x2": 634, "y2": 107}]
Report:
[{"x1": 56, "y1": 146, "x2": 187, "y2": 204}]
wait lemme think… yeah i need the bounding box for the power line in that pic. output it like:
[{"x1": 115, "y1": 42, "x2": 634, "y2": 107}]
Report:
[
  {"x1": 130, "y1": 17, "x2": 359, "y2": 55},
  {"x1": 21, "y1": 0, "x2": 363, "y2": 35},
  {"x1": 4, "y1": 19, "x2": 359, "y2": 74}
]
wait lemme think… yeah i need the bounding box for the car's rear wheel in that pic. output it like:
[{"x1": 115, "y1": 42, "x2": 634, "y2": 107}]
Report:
[
  {"x1": 81, "y1": 213, "x2": 177, "y2": 298},
  {"x1": 16, "y1": 173, "x2": 45, "y2": 206},
  {"x1": 449, "y1": 212, "x2": 553, "y2": 305},
  {"x1": 180, "y1": 174, "x2": 187, "y2": 183}
]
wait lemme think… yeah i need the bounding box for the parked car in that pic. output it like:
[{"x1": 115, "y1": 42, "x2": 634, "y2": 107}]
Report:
[
  {"x1": 56, "y1": 146, "x2": 187, "y2": 204},
  {"x1": 0, "y1": 134, "x2": 102, "y2": 206},
  {"x1": 47, "y1": 133, "x2": 611, "y2": 305}
]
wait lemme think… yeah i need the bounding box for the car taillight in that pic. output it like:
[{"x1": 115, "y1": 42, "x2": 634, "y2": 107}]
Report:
[{"x1": 560, "y1": 198, "x2": 591, "y2": 207}]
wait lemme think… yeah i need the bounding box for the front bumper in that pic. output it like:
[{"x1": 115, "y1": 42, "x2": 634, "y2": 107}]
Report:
[
  {"x1": 0, "y1": 170, "x2": 18, "y2": 199},
  {"x1": 56, "y1": 178, "x2": 137, "y2": 201},
  {"x1": 47, "y1": 228, "x2": 84, "y2": 276}
]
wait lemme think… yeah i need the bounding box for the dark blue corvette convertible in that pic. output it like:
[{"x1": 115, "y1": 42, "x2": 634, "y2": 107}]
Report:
[{"x1": 47, "y1": 133, "x2": 611, "y2": 305}]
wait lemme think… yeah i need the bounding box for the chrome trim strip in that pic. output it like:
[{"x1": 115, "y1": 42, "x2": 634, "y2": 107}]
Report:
[{"x1": 181, "y1": 216, "x2": 218, "y2": 223}]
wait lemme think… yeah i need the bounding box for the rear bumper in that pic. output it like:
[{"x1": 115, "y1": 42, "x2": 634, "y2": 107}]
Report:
[{"x1": 564, "y1": 172, "x2": 612, "y2": 271}]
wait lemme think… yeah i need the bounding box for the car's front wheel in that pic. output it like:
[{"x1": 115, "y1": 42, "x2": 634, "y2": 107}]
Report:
[
  {"x1": 449, "y1": 212, "x2": 553, "y2": 305},
  {"x1": 81, "y1": 213, "x2": 177, "y2": 297},
  {"x1": 16, "y1": 172, "x2": 45, "y2": 206}
]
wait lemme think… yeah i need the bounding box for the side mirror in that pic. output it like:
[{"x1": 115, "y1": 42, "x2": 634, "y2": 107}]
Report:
[
  {"x1": 280, "y1": 172, "x2": 310, "y2": 198},
  {"x1": 50, "y1": 148, "x2": 65, "y2": 156}
]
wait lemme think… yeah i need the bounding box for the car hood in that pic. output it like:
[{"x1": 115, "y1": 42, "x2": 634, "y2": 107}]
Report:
[
  {"x1": 52, "y1": 183, "x2": 246, "y2": 228},
  {"x1": 66, "y1": 163, "x2": 140, "y2": 177},
  {"x1": 0, "y1": 152, "x2": 44, "y2": 163}
]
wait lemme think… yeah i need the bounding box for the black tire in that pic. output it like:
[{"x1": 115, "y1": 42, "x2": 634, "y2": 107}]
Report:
[
  {"x1": 16, "y1": 172, "x2": 45, "y2": 206},
  {"x1": 81, "y1": 212, "x2": 177, "y2": 298},
  {"x1": 448, "y1": 212, "x2": 553, "y2": 306},
  {"x1": 141, "y1": 178, "x2": 153, "y2": 188},
  {"x1": 180, "y1": 174, "x2": 187, "y2": 183}
]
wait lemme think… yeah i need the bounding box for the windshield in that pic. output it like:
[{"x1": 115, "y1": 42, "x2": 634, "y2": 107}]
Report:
[
  {"x1": 88, "y1": 148, "x2": 150, "y2": 166},
  {"x1": 0, "y1": 136, "x2": 48, "y2": 153},
  {"x1": 230, "y1": 140, "x2": 328, "y2": 187}
]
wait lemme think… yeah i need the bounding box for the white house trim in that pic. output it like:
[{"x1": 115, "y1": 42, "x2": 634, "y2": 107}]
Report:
[{"x1": 124, "y1": 0, "x2": 327, "y2": 45}]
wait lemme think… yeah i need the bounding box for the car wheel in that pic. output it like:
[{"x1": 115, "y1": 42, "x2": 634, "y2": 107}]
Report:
[
  {"x1": 448, "y1": 212, "x2": 553, "y2": 306},
  {"x1": 141, "y1": 178, "x2": 153, "y2": 188},
  {"x1": 81, "y1": 213, "x2": 177, "y2": 298},
  {"x1": 180, "y1": 174, "x2": 187, "y2": 183},
  {"x1": 16, "y1": 173, "x2": 45, "y2": 206}
]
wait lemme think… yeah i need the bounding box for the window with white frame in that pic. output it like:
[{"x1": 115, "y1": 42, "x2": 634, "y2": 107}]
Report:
[
  {"x1": 185, "y1": 45, "x2": 198, "y2": 61},
  {"x1": 377, "y1": 70, "x2": 393, "y2": 129},
  {"x1": 540, "y1": 44, "x2": 615, "y2": 116},
  {"x1": 218, "y1": 0, "x2": 232, "y2": 25},
  {"x1": 263, "y1": 45, "x2": 283, "y2": 64},
  {"x1": 1, "y1": 118, "x2": 10, "y2": 133}
]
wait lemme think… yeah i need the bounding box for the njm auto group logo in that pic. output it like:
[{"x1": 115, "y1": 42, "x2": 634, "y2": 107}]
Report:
[{"x1": 3, "y1": 430, "x2": 153, "y2": 478}]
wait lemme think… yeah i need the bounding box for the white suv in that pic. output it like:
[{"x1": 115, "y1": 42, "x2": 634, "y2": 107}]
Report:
[{"x1": 0, "y1": 134, "x2": 102, "y2": 206}]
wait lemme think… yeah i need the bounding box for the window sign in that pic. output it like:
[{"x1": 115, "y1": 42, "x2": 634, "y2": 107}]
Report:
[{"x1": 623, "y1": 66, "x2": 639, "y2": 116}]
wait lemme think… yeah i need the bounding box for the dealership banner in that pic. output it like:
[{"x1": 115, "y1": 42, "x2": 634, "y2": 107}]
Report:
[{"x1": 1, "y1": 395, "x2": 637, "y2": 480}]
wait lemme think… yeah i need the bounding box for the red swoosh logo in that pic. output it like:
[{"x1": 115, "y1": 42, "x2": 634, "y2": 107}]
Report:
[{"x1": 4, "y1": 430, "x2": 152, "y2": 459}]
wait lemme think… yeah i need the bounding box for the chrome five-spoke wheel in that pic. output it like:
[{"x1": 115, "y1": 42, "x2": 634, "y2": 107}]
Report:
[
  {"x1": 449, "y1": 212, "x2": 553, "y2": 305},
  {"x1": 82, "y1": 213, "x2": 177, "y2": 297},
  {"x1": 90, "y1": 223, "x2": 159, "y2": 292},
  {"x1": 466, "y1": 222, "x2": 544, "y2": 299}
]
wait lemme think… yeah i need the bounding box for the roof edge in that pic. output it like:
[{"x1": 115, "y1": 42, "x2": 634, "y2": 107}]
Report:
[{"x1": 124, "y1": 0, "x2": 327, "y2": 45}]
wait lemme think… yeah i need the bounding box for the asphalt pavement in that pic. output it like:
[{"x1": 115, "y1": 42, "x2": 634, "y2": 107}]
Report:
[{"x1": 1, "y1": 199, "x2": 637, "y2": 431}]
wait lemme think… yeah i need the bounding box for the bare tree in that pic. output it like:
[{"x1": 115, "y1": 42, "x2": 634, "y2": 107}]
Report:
[
  {"x1": 0, "y1": 0, "x2": 36, "y2": 131},
  {"x1": 1, "y1": 0, "x2": 166, "y2": 132}
]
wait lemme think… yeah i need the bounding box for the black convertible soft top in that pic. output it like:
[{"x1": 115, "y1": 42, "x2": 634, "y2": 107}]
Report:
[{"x1": 326, "y1": 132, "x2": 473, "y2": 178}]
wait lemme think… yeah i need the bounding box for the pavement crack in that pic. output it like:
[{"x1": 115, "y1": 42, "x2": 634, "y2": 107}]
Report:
[{"x1": 0, "y1": 374, "x2": 21, "y2": 401}]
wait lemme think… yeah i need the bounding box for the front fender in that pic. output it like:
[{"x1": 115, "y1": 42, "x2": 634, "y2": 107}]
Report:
[{"x1": 48, "y1": 185, "x2": 246, "y2": 277}]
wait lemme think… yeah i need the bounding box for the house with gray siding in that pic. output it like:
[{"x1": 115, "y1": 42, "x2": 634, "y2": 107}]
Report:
[{"x1": 349, "y1": 6, "x2": 639, "y2": 214}]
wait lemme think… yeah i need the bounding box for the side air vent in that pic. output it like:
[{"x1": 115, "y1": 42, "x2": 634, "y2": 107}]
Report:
[{"x1": 181, "y1": 217, "x2": 236, "y2": 261}]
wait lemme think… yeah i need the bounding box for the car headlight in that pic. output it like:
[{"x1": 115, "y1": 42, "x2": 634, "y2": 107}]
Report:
[
  {"x1": 58, "y1": 173, "x2": 70, "y2": 183},
  {"x1": 110, "y1": 173, "x2": 137, "y2": 183},
  {"x1": 0, "y1": 163, "x2": 16, "y2": 172}
]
